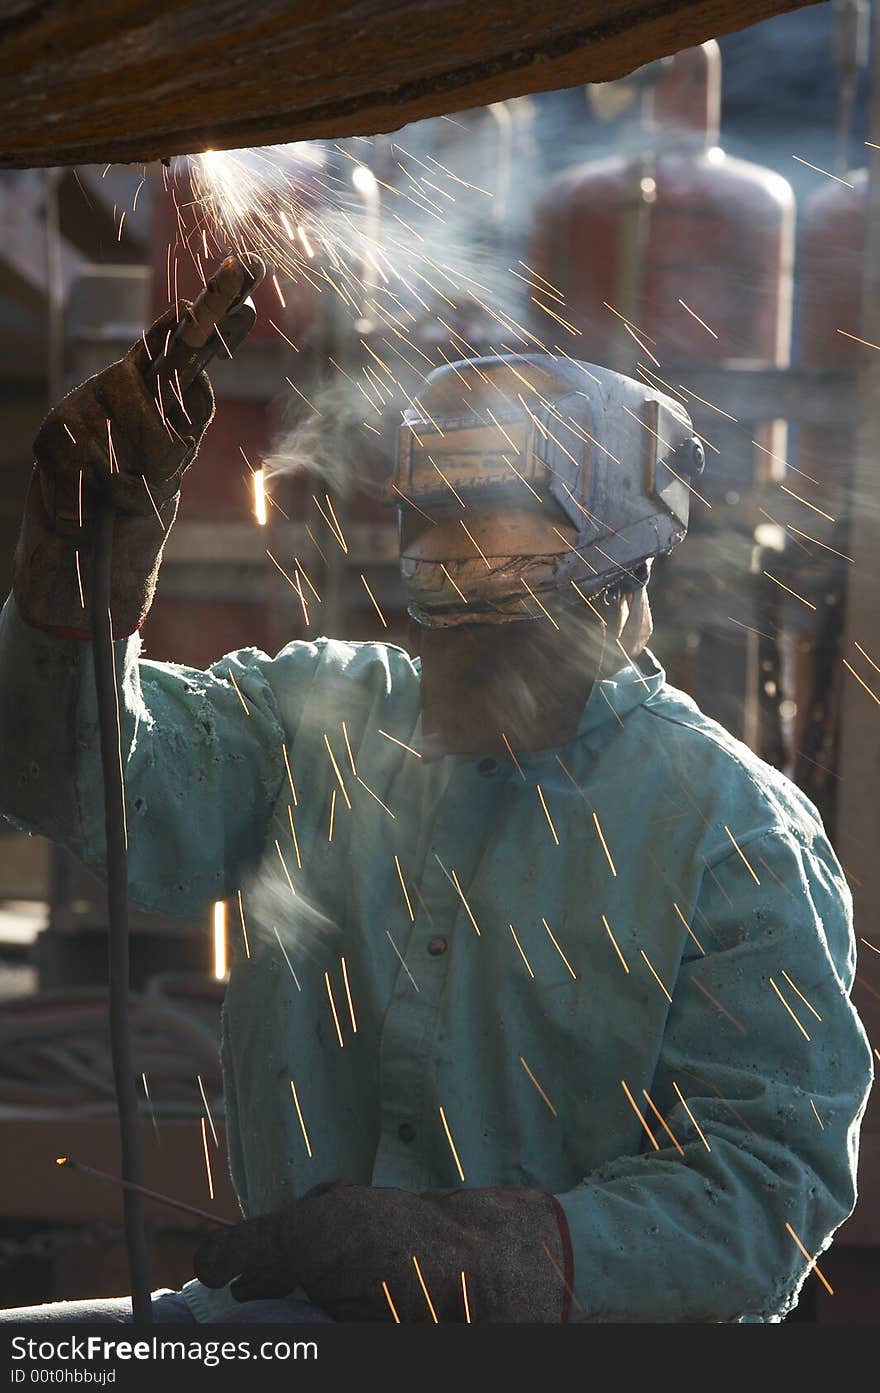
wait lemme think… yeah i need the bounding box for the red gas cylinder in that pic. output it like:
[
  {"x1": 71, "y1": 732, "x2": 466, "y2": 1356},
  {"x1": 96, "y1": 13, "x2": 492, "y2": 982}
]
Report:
[
  {"x1": 530, "y1": 41, "x2": 795, "y2": 744},
  {"x1": 785, "y1": 170, "x2": 865, "y2": 807},
  {"x1": 531, "y1": 42, "x2": 794, "y2": 376}
]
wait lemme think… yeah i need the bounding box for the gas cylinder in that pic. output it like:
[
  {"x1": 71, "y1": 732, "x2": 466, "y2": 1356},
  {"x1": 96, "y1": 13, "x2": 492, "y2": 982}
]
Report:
[
  {"x1": 786, "y1": 168, "x2": 865, "y2": 818},
  {"x1": 530, "y1": 41, "x2": 795, "y2": 744}
]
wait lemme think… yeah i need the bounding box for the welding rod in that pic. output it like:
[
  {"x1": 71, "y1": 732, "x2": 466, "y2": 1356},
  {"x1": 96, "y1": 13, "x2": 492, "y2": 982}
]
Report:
[
  {"x1": 55, "y1": 1157, "x2": 235, "y2": 1228},
  {"x1": 90, "y1": 253, "x2": 264, "y2": 1322}
]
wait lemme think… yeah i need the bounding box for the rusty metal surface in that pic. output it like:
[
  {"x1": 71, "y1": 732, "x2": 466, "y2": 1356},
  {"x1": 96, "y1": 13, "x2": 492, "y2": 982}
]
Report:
[{"x1": 0, "y1": 0, "x2": 818, "y2": 168}]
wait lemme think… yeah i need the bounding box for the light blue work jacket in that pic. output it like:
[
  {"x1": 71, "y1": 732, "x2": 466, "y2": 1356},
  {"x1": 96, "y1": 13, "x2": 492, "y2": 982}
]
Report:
[{"x1": 0, "y1": 595, "x2": 871, "y2": 1322}]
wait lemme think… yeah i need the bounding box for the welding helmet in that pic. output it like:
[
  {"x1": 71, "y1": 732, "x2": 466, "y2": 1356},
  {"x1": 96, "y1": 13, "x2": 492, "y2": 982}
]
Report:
[{"x1": 386, "y1": 354, "x2": 704, "y2": 628}]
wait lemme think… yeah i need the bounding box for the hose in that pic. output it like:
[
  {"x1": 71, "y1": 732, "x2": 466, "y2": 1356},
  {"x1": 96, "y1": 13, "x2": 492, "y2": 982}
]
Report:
[{"x1": 87, "y1": 253, "x2": 264, "y2": 1323}]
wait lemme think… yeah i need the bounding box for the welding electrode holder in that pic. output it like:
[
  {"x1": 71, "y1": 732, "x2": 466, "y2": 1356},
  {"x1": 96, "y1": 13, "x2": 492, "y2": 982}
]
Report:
[{"x1": 89, "y1": 253, "x2": 265, "y2": 1323}]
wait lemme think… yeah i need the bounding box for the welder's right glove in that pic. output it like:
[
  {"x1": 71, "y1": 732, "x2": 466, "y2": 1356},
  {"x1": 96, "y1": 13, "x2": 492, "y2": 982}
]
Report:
[
  {"x1": 194, "y1": 1180, "x2": 573, "y2": 1323},
  {"x1": 12, "y1": 307, "x2": 215, "y2": 639}
]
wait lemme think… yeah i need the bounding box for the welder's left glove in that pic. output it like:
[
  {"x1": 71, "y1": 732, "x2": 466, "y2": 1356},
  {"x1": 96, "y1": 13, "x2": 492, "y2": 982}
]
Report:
[{"x1": 194, "y1": 1181, "x2": 572, "y2": 1323}]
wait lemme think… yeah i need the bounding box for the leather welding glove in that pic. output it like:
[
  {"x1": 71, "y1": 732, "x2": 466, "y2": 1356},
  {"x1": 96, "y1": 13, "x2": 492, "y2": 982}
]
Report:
[
  {"x1": 194, "y1": 1180, "x2": 572, "y2": 1323},
  {"x1": 12, "y1": 307, "x2": 214, "y2": 639}
]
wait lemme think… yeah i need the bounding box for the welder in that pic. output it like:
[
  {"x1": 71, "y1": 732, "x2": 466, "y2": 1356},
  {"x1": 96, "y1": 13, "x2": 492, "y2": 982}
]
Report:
[{"x1": 0, "y1": 317, "x2": 872, "y2": 1323}]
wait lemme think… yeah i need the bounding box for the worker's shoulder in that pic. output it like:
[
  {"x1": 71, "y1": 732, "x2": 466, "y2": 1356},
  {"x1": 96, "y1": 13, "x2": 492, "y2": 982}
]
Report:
[
  {"x1": 268, "y1": 632, "x2": 420, "y2": 696},
  {"x1": 636, "y1": 679, "x2": 827, "y2": 850}
]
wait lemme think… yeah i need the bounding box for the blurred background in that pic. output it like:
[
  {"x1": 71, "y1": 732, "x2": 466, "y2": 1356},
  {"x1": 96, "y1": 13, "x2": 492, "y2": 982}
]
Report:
[{"x1": 0, "y1": 0, "x2": 878, "y2": 1320}]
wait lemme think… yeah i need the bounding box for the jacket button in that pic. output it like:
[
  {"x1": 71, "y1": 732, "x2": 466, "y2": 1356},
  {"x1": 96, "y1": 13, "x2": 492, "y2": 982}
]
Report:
[
  {"x1": 427, "y1": 935, "x2": 448, "y2": 956},
  {"x1": 398, "y1": 1122, "x2": 416, "y2": 1142},
  {"x1": 477, "y1": 757, "x2": 498, "y2": 776}
]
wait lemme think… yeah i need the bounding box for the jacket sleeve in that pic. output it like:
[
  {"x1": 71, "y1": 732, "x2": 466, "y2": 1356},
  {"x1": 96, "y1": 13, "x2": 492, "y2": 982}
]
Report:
[
  {"x1": 554, "y1": 825, "x2": 873, "y2": 1323},
  {"x1": 0, "y1": 592, "x2": 323, "y2": 917}
]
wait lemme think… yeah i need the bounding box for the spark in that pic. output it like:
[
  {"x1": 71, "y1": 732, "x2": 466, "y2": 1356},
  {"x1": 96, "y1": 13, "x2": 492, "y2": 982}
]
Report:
[
  {"x1": 620, "y1": 1079, "x2": 660, "y2": 1150},
  {"x1": 252, "y1": 468, "x2": 268, "y2": 525},
  {"x1": 569, "y1": 582, "x2": 607, "y2": 625},
  {"x1": 328, "y1": 788, "x2": 337, "y2": 842},
  {"x1": 593, "y1": 811, "x2": 617, "y2": 875},
  {"x1": 281, "y1": 742, "x2": 298, "y2": 806},
  {"x1": 274, "y1": 839, "x2": 297, "y2": 897},
  {"x1": 779, "y1": 484, "x2": 835, "y2": 523},
  {"x1": 210, "y1": 901, "x2": 228, "y2": 980},
  {"x1": 412, "y1": 1255, "x2": 439, "y2": 1323},
  {"x1": 266, "y1": 551, "x2": 309, "y2": 625},
  {"x1": 624, "y1": 321, "x2": 661, "y2": 366},
  {"x1": 360, "y1": 573, "x2": 388, "y2": 627},
  {"x1": 508, "y1": 266, "x2": 566, "y2": 302},
  {"x1": 536, "y1": 785, "x2": 560, "y2": 845},
  {"x1": 386, "y1": 930, "x2": 420, "y2": 991},
  {"x1": 750, "y1": 437, "x2": 819, "y2": 484},
  {"x1": 672, "y1": 901, "x2": 705, "y2": 955},
  {"x1": 450, "y1": 868, "x2": 482, "y2": 936},
  {"x1": 501, "y1": 455, "x2": 543, "y2": 501},
  {"x1": 519, "y1": 1056, "x2": 558, "y2": 1116},
  {"x1": 640, "y1": 949, "x2": 673, "y2": 1004},
  {"x1": 785, "y1": 1223, "x2": 834, "y2": 1295},
  {"x1": 382, "y1": 1281, "x2": 401, "y2": 1323},
  {"x1": 642, "y1": 1089, "x2": 685, "y2": 1155},
  {"x1": 690, "y1": 976, "x2": 746, "y2": 1033},
  {"x1": 395, "y1": 855, "x2": 415, "y2": 921},
  {"x1": 636, "y1": 364, "x2": 689, "y2": 401},
  {"x1": 520, "y1": 261, "x2": 566, "y2": 298},
  {"x1": 677, "y1": 298, "x2": 718, "y2": 338},
  {"x1": 197, "y1": 1074, "x2": 219, "y2": 1147},
  {"x1": 723, "y1": 826, "x2": 761, "y2": 884},
  {"x1": 379, "y1": 728, "x2": 422, "y2": 758},
  {"x1": 428, "y1": 457, "x2": 465, "y2": 506},
  {"x1": 285, "y1": 378, "x2": 322, "y2": 415},
  {"x1": 460, "y1": 1272, "x2": 471, "y2": 1323},
  {"x1": 499, "y1": 733, "x2": 525, "y2": 778},
  {"x1": 842, "y1": 659, "x2": 880, "y2": 706},
  {"x1": 236, "y1": 889, "x2": 250, "y2": 959},
  {"x1": 439, "y1": 1106, "x2": 466, "y2": 1182},
  {"x1": 541, "y1": 917, "x2": 577, "y2": 980},
  {"x1": 341, "y1": 720, "x2": 357, "y2": 776},
  {"x1": 860, "y1": 936, "x2": 880, "y2": 956},
  {"x1": 356, "y1": 774, "x2": 395, "y2": 817},
  {"x1": 140, "y1": 477, "x2": 166, "y2": 531},
  {"x1": 324, "y1": 734, "x2": 352, "y2": 809},
  {"x1": 141, "y1": 1073, "x2": 160, "y2": 1144},
  {"x1": 781, "y1": 969, "x2": 822, "y2": 1022},
  {"x1": 769, "y1": 977, "x2": 811, "y2": 1042},
  {"x1": 459, "y1": 520, "x2": 492, "y2": 568},
  {"x1": 272, "y1": 925, "x2": 302, "y2": 991},
  {"x1": 508, "y1": 923, "x2": 535, "y2": 978},
  {"x1": 531, "y1": 295, "x2": 581, "y2": 335},
  {"x1": 392, "y1": 483, "x2": 437, "y2": 525},
  {"x1": 854, "y1": 641, "x2": 880, "y2": 674},
  {"x1": 520, "y1": 578, "x2": 560, "y2": 629},
  {"x1": 268, "y1": 317, "x2": 299, "y2": 352},
  {"x1": 341, "y1": 955, "x2": 358, "y2": 1034},
  {"x1": 672, "y1": 1081, "x2": 711, "y2": 1151},
  {"x1": 792, "y1": 155, "x2": 854, "y2": 187},
  {"x1": 762, "y1": 571, "x2": 817, "y2": 611},
  {"x1": 762, "y1": 511, "x2": 854, "y2": 563},
  {"x1": 228, "y1": 668, "x2": 251, "y2": 714},
  {"x1": 677, "y1": 383, "x2": 736, "y2": 420},
  {"x1": 810, "y1": 1099, "x2": 825, "y2": 1130},
  {"x1": 75, "y1": 551, "x2": 85, "y2": 609},
  {"x1": 200, "y1": 1117, "x2": 214, "y2": 1199},
  {"x1": 271, "y1": 273, "x2": 286, "y2": 308},
  {"x1": 290, "y1": 1080, "x2": 313, "y2": 1157},
  {"x1": 439, "y1": 563, "x2": 469, "y2": 604},
  {"x1": 602, "y1": 915, "x2": 629, "y2": 973},
  {"x1": 324, "y1": 970, "x2": 345, "y2": 1048},
  {"x1": 310, "y1": 499, "x2": 345, "y2": 556}
]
